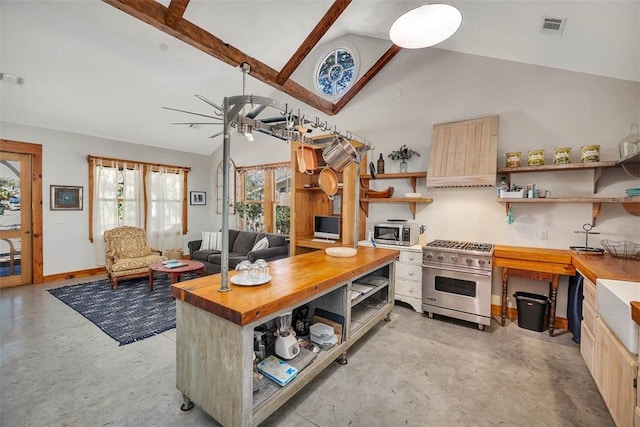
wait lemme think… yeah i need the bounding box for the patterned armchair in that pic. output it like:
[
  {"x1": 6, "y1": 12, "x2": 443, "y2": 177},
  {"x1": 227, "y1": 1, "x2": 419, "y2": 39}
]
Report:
[{"x1": 104, "y1": 226, "x2": 166, "y2": 289}]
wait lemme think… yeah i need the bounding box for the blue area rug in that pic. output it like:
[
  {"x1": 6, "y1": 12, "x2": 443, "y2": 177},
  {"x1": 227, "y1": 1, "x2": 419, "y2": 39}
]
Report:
[{"x1": 48, "y1": 273, "x2": 198, "y2": 346}]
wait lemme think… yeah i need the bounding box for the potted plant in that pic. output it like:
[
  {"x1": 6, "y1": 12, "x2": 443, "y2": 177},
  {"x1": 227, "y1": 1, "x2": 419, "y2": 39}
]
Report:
[{"x1": 388, "y1": 145, "x2": 421, "y2": 173}]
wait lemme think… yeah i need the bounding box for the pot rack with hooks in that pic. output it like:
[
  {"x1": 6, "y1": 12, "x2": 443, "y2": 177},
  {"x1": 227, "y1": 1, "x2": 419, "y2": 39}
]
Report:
[{"x1": 169, "y1": 63, "x2": 371, "y2": 292}]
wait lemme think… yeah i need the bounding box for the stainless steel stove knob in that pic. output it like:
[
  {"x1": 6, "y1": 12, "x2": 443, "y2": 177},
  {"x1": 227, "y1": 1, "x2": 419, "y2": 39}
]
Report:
[
  {"x1": 450, "y1": 255, "x2": 457, "y2": 262},
  {"x1": 425, "y1": 253, "x2": 433, "y2": 260},
  {"x1": 465, "y1": 258, "x2": 473, "y2": 265},
  {"x1": 436, "y1": 254, "x2": 444, "y2": 261},
  {"x1": 478, "y1": 259, "x2": 486, "y2": 266}
]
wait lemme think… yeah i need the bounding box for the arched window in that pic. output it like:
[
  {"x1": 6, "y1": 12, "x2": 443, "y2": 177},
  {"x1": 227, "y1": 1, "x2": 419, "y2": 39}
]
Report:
[{"x1": 315, "y1": 47, "x2": 357, "y2": 98}]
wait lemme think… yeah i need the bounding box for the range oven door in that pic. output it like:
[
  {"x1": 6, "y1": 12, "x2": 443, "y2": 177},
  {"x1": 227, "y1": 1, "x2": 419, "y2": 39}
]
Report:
[{"x1": 422, "y1": 265, "x2": 492, "y2": 324}]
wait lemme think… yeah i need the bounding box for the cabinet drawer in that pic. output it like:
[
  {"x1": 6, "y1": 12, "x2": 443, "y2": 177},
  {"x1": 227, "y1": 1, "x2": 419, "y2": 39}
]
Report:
[
  {"x1": 396, "y1": 278, "x2": 421, "y2": 298},
  {"x1": 583, "y1": 275, "x2": 596, "y2": 308},
  {"x1": 580, "y1": 320, "x2": 595, "y2": 375},
  {"x1": 395, "y1": 263, "x2": 422, "y2": 282},
  {"x1": 399, "y1": 251, "x2": 422, "y2": 266},
  {"x1": 582, "y1": 298, "x2": 598, "y2": 335}
]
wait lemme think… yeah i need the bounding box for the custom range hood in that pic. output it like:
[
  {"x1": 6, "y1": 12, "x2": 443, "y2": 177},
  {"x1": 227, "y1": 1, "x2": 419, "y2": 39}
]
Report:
[{"x1": 427, "y1": 115, "x2": 499, "y2": 188}]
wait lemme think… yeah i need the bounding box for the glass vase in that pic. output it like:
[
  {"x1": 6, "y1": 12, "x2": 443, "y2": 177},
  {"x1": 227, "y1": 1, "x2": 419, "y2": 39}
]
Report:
[
  {"x1": 619, "y1": 122, "x2": 640, "y2": 160},
  {"x1": 399, "y1": 160, "x2": 408, "y2": 173}
]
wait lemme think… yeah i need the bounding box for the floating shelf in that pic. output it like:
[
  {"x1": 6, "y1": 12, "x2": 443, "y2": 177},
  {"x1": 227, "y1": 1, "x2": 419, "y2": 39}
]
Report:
[{"x1": 359, "y1": 172, "x2": 430, "y2": 218}]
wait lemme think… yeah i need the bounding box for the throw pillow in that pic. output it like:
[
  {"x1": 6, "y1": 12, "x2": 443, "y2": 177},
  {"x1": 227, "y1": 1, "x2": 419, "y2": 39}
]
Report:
[
  {"x1": 251, "y1": 236, "x2": 269, "y2": 252},
  {"x1": 201, "y1": 231, "x2": 222, "y2": 251}
]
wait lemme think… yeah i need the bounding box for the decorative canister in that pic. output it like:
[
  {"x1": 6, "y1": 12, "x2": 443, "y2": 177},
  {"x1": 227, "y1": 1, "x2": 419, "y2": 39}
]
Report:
[
  {"x1": 505, "y1": 152, "x2": 521, "y2": 168},
  {"x1": 527, "y1": 149, "x2": 545, "y2": 166},
  {"x1": 580, "y1": 145, "x2": 600, "y2": 163},
  {"x1": 553, "y1": 147, "x2": 572, "y2": 164}
]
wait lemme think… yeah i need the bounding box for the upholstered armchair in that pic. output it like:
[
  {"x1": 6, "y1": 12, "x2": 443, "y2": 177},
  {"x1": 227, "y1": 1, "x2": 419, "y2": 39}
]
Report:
[{"x1": 104, "y1": 226, "x2": 166, "y2": 289}]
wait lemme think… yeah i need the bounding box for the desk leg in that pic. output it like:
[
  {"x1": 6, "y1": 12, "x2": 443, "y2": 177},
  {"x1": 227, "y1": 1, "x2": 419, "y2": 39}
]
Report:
[
  {"x1": 149, "y1": 270, "x2": 154, "y2": 291},
  {"x1": 548, "y1": 275, "x2": 559, "y2": 337},
  {"x1": 501, "y1": 268, "x2": 508, "y2": 326}
]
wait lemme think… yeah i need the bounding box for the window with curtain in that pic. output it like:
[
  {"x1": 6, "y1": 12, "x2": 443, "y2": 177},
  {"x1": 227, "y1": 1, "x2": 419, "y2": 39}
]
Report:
[
  {"x1": 236, "y1": 161, "x2": 290, "y2": 235},
  {"x1": 88, "y1": 156, "x2": 190, "y2": 264}
]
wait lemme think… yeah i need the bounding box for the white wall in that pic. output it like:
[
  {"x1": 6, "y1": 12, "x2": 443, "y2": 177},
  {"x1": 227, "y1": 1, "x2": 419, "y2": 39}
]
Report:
[
  {"x1": 213, "y1": 43, "x2": 640, "y2": 317},
  {"x1": 1, "y1": 122, "x2": 214, "y2": 276}
]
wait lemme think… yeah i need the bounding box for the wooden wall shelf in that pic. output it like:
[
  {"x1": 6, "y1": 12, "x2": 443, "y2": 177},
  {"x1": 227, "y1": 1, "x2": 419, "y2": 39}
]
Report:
[
  {"x1": 359, "y1": 172, "x2": 430, "y2": 219},
  {"x1": 497, "y1": 161, "x2": 638, "y2": 225}
]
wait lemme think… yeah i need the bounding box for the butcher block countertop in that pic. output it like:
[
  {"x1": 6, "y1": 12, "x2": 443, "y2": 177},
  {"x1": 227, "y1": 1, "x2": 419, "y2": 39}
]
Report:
[
  {"x1": 171, "y1": 246, "x2": 399, "y2": 326},
  {"x1": 571, "y1": 252, "x2": 640, "y2": 284}
]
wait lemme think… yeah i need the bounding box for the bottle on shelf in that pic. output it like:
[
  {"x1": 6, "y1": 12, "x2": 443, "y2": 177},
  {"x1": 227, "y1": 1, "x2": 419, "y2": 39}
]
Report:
[
  {"x1": 619, "y1": 122, "x2": 640, "y2": 160},
  {"x1": 377, "y1": 153, "x2": 385, "y2": 174}
]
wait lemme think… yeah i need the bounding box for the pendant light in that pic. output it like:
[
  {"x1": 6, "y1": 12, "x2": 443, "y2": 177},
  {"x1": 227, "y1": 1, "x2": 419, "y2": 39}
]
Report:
[{"x1": 389, "y1": 4, "x2": 462, "y2": 49}]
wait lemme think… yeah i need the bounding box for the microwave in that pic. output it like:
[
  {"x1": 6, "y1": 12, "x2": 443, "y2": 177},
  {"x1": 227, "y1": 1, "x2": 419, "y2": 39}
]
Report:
[{"x1": 373, "y1": 222, "x2": 419, "y2": 246}]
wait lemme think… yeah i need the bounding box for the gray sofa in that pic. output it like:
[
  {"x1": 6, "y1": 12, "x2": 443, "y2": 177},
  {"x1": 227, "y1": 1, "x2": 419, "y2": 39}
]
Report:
[{"x1": 188, "y1": 229, "x2": 289, "y2": 275}]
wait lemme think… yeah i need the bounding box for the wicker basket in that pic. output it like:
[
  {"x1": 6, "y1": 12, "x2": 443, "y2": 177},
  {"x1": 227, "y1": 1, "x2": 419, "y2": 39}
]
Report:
[{"x1": 600, "y1": 240, "x2": 640, "y2": 259}]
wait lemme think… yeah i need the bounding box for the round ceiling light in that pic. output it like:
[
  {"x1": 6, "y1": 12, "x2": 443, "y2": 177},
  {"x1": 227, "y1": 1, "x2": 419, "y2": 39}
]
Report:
[{"x1": 389, "y1": 4, "x2": 462, "y2": 49}]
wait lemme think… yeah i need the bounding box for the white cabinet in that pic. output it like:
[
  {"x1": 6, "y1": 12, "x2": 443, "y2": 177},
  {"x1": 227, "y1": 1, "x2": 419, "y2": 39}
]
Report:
[
  {"x1": 395, "y1": 249, "x2": 423, "y2": 313},
  {"x1": 358, "y1": 241, "x2": 423, "y2": 313}
]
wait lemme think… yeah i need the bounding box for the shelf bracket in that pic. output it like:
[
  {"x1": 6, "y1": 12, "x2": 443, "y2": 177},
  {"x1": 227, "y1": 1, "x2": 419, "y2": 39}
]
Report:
[
  {"x1": 409, "y1": 202, "x2": 416, "y2": 219},
  {"x1": 591, "y1": 202, "x2": 602, "y2": 226},
  {"x1": 409, "y1": 177, "x2": 417, "y2": 193},
  {"x1": 593, "y1": 167, "x2": 603, "y2": 193}
]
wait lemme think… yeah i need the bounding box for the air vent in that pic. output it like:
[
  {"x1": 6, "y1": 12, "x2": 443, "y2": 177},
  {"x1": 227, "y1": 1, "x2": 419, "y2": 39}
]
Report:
[{"x1": 540, "y1": 16, "x2": 566, "y2": 35}]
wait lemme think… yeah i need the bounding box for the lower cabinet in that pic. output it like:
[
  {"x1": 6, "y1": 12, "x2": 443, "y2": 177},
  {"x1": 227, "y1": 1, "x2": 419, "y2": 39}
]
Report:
[
  {"x1": 594, "y1": 316, "x2": 637, "y2": 427},
  {"x1": 395, "y1": 249, "x2": 423, "y2": 313}
]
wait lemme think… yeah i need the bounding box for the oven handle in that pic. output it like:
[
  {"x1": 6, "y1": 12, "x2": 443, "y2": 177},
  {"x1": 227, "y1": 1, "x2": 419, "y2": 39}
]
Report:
[{"x1": 422, "y1": 264, "x2": 492, "y2": 278}]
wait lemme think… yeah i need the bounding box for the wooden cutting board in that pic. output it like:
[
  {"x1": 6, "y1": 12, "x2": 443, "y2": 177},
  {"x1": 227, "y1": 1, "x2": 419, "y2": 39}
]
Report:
[{"x1": 427, "y1": 115, "x2": 499, "y2": 187}]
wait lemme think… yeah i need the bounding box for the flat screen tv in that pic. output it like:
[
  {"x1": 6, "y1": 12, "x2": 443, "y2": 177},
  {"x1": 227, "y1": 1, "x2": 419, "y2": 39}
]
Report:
[{"x1": 313, "y1": 215, "x2": 340, "y2": 240}]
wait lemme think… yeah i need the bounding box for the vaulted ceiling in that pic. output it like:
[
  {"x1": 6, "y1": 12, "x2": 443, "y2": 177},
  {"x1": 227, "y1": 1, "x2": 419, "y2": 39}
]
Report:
[{"x1": 1, "y1": 1, "x2": 638, "y2": 155}]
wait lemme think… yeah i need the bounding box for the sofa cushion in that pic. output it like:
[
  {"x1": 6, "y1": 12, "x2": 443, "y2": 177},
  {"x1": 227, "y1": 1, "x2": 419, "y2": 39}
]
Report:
[
  {"x1": 206, "y1": 252, "x2": 248, "y2": 269},
  {"x1": 251, "y1": 236, "x2": 269, "y2": 251},
  {"x1": 232, "y1": 231, "x2": 258, "y2": 254},
  {"x1": 201, "y1": 231, "x2": 223, "y2": 251},
  {"x1": 257, "y1": 232, "x2": 286, "y2": 248}
]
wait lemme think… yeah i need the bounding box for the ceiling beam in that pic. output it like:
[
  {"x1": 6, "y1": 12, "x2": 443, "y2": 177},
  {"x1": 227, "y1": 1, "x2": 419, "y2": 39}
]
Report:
[
  {"x1": 102, "y1": 0, "x2": 401, "y2": 117},
  {"x1": 103, "y1": 0, "x2": 336, "y2": 115},
  {"x1": 165, "y1": 0, "x2": 190, "y2": 28},
  {"x1": 275, "y1": 0, "x2": 352, "y2": 85},
  {"x1": 333, "y1": 44, "x2": 401, "y2": 114}
]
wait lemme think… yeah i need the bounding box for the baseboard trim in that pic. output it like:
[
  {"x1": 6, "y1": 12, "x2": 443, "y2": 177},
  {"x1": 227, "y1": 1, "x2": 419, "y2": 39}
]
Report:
[
  {"x1": 491, "y1": 304, "x2": 568, "y2": 329},
  {"x1": 44, "y1": 267, "x2": 107, "y2": 283}
]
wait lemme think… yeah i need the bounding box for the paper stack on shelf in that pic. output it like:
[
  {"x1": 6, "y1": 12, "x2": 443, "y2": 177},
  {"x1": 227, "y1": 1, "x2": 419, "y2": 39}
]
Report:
[{"x1": 256, "y1": 355, "x2": 298, "y2": 387}]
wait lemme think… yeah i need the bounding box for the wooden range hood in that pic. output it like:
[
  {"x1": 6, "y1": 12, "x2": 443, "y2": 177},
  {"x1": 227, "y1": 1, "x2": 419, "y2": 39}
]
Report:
[{"x1": 427, "y1": 115, "x2": 499, "y2": 188}]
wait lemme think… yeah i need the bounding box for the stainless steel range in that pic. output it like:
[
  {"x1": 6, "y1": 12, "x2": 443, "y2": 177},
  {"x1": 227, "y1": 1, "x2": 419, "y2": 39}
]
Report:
[{"x1": 422, "y1": 240, "x2": 494, "y2": 330}]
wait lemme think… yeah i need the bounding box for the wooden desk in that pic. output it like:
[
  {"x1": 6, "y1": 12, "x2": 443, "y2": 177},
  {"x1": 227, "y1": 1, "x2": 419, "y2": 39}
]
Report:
[{"x1": 493, "y1": 245, "x2": 576, "y2": 336}]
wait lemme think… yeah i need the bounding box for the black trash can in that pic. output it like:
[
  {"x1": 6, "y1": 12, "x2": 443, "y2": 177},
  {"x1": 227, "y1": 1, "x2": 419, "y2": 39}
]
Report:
[{"x1": 514, "y1": 292, "x2": 549, "y2": 332}]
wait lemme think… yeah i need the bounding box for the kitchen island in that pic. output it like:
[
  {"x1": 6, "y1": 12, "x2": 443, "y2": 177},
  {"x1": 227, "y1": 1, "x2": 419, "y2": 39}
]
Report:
[{"x1": 170, "y1": 246, "x2": 398, "y2": 427}]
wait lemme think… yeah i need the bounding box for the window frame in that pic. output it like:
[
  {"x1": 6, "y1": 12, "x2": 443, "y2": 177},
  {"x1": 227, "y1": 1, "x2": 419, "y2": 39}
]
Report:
[{"x1": 87, "y1": 155, "x2": 190, "y2": 242}]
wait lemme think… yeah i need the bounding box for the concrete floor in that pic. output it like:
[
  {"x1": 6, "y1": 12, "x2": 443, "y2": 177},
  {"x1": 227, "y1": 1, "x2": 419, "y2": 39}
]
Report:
[{"x1": 1, "y1": 275, "x2": 614, "y2": 427}]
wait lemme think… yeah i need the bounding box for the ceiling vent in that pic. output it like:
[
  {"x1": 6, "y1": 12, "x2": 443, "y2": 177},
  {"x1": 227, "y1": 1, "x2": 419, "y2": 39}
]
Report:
[{"x1": 540, "y1": 16, "x2": 567, "y2": 35}]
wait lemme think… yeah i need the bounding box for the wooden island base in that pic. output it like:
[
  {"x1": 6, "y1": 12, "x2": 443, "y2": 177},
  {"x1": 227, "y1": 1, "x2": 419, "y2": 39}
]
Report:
[{"x1": 171, "y1": 247, "x2": 398, "y2": 427}]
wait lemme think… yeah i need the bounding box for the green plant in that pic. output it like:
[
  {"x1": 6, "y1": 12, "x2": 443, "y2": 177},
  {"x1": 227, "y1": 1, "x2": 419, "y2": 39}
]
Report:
[
  {"x1": 234, "y1": 202, "x2": 264, "y2": 231},
  {"x1": 388, "y1": 145, "x2": 421, "y2": 161}
]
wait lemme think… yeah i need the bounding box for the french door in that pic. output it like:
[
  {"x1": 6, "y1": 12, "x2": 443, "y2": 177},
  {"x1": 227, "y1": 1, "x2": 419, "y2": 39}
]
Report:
[{"x1": 0, "y1": 149, "x2": 34, "y2": 287}]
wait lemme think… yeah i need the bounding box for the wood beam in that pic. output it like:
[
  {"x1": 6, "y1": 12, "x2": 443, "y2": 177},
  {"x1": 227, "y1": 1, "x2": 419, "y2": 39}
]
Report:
[
  {"x1": 102, "y1": 0, "x2": 336, "y2": 115},
  {"x1": 276, "y1": 0, "x2": 351, "y2": 85},
  {"x1": 333, "y1": 44, "x2": 401, "y2": 114},
  {"x1": 165, "y1": 0, "x2": 190, "y2": 28}
]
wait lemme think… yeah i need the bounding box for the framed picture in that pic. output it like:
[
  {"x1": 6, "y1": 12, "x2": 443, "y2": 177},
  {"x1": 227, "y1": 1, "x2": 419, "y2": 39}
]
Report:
[
  {"x1": 190, "y1": 191, "x2": 206, "y2": 206},
  {"x1": 51, "y1": 185, "x2": 83, "y2": 210}
]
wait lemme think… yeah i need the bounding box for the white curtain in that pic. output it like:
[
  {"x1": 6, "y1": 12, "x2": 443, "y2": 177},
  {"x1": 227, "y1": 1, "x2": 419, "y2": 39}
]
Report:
[
  {"x1": 146, "y1": 167, "x2": 183, "y2": 252},
  {"x1": 92, "y1": 159, "x2": 143, "y2": 265}
]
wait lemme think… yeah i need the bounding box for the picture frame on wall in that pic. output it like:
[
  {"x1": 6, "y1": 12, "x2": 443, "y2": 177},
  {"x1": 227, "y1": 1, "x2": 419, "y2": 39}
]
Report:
[
  {"x1": 50, "y1": 185, "x2": 83, "y2": 210},
  {"x1": 190, "y1": 191, "x2": 206, "y2": 206}
]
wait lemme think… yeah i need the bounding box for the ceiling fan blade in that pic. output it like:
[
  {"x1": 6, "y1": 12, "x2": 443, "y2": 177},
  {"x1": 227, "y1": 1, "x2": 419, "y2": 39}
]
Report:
[
  {"x1": 162, "y1": 106, "x2": 221, "y2": 120},
  {"x1": 208, "y1": 131, "x2": 224, "y2": 139},
  {"x1": 194, "y1": 95, "x2": 222, "y2": 112},
  {"x1": 171, "y1": 122, "x2": 223, "y2": 125}
]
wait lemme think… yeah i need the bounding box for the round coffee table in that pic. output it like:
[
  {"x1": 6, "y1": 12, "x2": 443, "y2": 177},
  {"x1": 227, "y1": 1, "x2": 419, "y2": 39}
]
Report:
[{"x1": 148, "y1": 260, "x2": 205, "y2": 290}]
